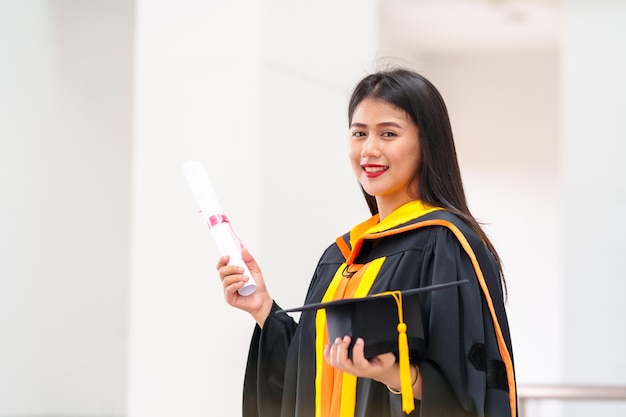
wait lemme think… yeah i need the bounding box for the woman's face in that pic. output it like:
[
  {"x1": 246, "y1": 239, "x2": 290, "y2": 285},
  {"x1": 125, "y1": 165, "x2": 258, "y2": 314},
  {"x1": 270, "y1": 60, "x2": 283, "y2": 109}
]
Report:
[{"x1": 349, "y1": 98, "x2": 421, "y2": 218}]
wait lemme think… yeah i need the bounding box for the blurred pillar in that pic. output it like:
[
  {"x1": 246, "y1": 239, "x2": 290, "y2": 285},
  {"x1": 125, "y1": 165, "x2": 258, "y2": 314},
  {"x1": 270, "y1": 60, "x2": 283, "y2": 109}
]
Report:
[
  {"x1": 0, "y1": 1, "x2": 132, "y2": 415},
  {"x1": 128, "y1": 1, "x2": 376, "y2": 416}
]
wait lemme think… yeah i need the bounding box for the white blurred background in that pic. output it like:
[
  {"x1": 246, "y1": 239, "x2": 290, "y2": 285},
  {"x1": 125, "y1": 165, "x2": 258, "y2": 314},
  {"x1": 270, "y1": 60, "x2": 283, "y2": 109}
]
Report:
[{"x1": 0, "y1": 0, "x2": 625, "y2": 416}]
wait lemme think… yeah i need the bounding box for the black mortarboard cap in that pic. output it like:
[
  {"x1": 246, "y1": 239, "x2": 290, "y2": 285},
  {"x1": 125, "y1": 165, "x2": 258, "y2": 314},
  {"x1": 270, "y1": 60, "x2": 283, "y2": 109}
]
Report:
[
  {"x1": 277, "y1": 280, "x2": 468, "y2": 414},
  {"x1": 277, "y1": 280, "x2": 467, "y2": 360}
]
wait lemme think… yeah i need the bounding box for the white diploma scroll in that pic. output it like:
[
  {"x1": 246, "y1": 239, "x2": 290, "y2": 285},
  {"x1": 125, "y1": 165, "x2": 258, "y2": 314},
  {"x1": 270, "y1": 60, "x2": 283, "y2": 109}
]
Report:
[{"x1": 182, "y1": 160, "x2": 257, "y2": 296}]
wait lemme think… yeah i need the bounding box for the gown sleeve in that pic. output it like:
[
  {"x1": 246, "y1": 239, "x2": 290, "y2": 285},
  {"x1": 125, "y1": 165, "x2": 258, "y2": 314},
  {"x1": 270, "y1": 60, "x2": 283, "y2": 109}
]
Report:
[
  {"x1": 417, "y1": 226, "x2": 512, "y2": 417},
  {"x1": 242, "y1": 300, "x2": 297, "y2": 417}
]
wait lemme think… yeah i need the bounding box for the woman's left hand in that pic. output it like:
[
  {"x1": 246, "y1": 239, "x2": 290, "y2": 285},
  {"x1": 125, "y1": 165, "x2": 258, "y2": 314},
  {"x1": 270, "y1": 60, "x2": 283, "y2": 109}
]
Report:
[{"x1": 323, "y1": 336, "x2": 398, "y2": 385}]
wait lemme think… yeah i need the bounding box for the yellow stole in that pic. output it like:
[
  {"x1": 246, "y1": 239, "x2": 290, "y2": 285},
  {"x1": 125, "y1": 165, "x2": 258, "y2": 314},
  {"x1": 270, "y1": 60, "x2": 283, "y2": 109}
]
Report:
[{"x1": 314, "y1": 200, "x2": 440, "y2": 417}]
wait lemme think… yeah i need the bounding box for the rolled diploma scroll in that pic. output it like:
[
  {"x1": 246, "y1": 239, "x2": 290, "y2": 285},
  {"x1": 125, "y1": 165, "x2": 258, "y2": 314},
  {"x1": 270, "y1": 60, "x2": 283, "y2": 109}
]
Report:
[{"x1": 182, "y1": 160, "x2": 257, "y2": 296}]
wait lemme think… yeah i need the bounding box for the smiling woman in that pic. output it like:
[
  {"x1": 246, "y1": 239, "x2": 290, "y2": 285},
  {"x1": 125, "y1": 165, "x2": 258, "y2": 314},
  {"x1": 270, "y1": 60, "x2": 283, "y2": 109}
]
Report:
[{"x1": 216, "y1": 67, "x2": 518, "y2": 417}]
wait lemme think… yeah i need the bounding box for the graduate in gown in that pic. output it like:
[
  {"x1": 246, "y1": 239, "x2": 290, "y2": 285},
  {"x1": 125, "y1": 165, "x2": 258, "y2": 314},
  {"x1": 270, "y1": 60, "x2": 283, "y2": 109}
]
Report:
[{"x1": 217, "y1": 68, "x2": 518, "y2": 417}]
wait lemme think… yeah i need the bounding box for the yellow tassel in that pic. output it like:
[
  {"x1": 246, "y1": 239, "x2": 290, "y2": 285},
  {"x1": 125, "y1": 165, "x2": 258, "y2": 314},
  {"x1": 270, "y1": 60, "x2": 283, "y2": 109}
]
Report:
[
  {"x1": 377, "y1": 290, "x2": 415, "y2": 414},
  {"x1": 397, "y1": 322, "x2": 414, "y2": 413}
]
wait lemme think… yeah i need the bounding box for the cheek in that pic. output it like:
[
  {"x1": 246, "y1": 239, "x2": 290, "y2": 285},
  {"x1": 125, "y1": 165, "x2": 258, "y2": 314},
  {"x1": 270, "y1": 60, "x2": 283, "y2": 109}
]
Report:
[
  {"x1": 399, "y1": 146, "x2": 421, "y2": 180},
  {"x1": 348, "y1": 142, "x2": 361, "y2": 163},
  {"x1": 407, "y1": 143, "x2": 422, "y2": 166}
]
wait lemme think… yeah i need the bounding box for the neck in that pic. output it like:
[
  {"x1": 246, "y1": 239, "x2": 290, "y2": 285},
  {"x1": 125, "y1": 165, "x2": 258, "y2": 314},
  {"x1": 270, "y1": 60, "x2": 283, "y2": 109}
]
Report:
[{"x1": 376, "y1": 198, "x2": 415, "y2": 221}]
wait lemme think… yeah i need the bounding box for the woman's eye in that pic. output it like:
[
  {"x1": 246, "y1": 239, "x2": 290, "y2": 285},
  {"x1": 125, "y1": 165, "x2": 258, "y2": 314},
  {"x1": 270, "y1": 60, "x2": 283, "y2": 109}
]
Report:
[
  {"x1": 352, "y1": 131, "x2": 366, "y2": 138},
  {"x1": 381, "y1": 131, "x2": 397, "y2": 138}
]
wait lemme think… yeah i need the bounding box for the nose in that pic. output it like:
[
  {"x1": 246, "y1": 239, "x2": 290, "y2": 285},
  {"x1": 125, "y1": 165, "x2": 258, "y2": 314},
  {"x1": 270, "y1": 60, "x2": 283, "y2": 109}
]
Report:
[{"x1": 360, "y1": 136, "x2": 380, "y2": 158}]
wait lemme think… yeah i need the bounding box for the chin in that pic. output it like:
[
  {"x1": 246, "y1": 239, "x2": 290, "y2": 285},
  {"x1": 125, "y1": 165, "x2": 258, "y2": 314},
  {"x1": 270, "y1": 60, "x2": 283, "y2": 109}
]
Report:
[{"x1": 362, "y1": 188, "x2": 384, "y2": 198}]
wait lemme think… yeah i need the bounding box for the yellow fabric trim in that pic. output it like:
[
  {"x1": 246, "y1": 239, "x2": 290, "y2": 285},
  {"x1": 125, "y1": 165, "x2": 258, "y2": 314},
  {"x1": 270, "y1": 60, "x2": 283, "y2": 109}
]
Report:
[
  {"x1": 315, "y1": 265, "x2": 347, "y2": 417},
  {"x1": 315, "y1": 258, "x2": 386, "y2": 417},
  {"x1": 353, "y1": 258, "x2": 384, "y2": 296},
  {"x1": 339, "y1": 373, "x2": 358, "y2": 417},
  {"x1": 369, "y1": 200, "x2": 440, "y2": 234},
  {"x1": 349, "y1": 200, "x2": 441, "y2": 254},
  {"x1": 339, "y1": 258, "x2": 385, "y2": 417}
]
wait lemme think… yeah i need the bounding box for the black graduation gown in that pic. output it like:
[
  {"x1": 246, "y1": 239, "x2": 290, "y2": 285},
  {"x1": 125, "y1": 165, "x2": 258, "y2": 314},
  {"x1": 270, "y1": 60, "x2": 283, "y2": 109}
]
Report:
[{"x1": 242, "y1": 210, "x2": 517, "y2": 417}]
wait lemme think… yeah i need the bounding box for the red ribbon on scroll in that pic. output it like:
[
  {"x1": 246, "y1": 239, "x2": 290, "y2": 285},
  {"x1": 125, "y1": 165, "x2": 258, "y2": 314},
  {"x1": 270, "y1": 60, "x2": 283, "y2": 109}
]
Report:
[{"x1": 207, "y1": 213, "x2": 244, "y2": 249}]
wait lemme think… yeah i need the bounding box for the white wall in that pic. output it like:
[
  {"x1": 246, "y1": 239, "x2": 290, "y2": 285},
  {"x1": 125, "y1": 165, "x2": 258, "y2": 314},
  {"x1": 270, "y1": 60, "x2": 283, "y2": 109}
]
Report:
[
  {"x1": 128, "y1": 1, "x2": 376, "y2": 416},
  {"x1": 0, "y1": 0, "x2": 133, "y2": 415},
  {"x1": 128, "y1": 1, "x2": 264, "y2": 415}
]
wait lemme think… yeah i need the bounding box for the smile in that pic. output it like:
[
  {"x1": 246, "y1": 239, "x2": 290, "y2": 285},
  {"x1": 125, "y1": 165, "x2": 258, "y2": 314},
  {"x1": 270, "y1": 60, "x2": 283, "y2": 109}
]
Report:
[
  {"x1": 364, "y1": 166, "x2": 387, "y2": 173},
  {"x1": 362, "y1": 165, "x2": 388, "y2": 178}
]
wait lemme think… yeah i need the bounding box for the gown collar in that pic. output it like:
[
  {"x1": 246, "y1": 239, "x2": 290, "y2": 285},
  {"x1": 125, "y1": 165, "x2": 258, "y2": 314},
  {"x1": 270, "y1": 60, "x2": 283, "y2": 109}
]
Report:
[{"x1": 348, "y1": 200, "x2": 440, "y2": 249}]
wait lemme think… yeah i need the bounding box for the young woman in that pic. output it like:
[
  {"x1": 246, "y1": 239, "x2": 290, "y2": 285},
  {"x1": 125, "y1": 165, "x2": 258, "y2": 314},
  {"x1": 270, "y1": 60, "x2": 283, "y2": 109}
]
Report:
[{"x1": 217, "y1": 68, "x2": 517, "y2": 417}]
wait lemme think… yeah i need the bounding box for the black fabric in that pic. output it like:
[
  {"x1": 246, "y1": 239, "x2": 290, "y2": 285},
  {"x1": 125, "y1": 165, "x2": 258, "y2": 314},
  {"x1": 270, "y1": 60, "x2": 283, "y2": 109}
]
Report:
[
  {"x1": 242, "y1": 210, "x2": 517, "y2": 417},
  {"x1": 468, "y1": 344, "x2": 487, "y2": 371},
  {"x1": 467, "y1": 343, "x2": 508, "y2": 392},
  {"x1": 243, "y1": 301, "x2": 298, "y2": 416},
  {"x1": 487, "y1": 360, "x2": 509, "y2": 392}
]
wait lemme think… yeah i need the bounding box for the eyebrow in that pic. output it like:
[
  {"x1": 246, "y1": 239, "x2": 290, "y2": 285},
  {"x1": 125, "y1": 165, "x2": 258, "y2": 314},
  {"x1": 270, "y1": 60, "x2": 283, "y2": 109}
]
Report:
[{"x1": 350, "y1": 121, "x2": 404, "y2": 129}]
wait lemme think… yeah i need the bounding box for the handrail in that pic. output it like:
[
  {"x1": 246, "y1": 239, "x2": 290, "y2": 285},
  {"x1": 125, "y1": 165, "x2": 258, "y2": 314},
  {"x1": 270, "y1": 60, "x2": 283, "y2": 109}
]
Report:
[{"x1": 517, "y1": 384, "x2": 626, "y2": 417}]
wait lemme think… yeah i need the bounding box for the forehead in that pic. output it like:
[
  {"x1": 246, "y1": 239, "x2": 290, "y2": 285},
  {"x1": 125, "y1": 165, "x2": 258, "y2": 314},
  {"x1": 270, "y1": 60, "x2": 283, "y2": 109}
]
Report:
[{"x1": 351, "y1": 98, "x2": 410, "y2": 123}]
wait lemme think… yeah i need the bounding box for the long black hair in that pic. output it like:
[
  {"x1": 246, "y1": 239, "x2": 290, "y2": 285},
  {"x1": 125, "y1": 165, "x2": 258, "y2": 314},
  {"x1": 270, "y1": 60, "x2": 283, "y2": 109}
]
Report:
[{"x1": 348, "y1": 68, "x2": 506, "y2": 290}]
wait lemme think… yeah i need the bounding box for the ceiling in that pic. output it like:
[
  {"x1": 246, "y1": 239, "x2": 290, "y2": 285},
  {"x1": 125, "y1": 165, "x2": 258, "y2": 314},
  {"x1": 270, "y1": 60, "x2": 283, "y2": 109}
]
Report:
[{"x1": 379, "y1": 0, "x2": 562, "y2": 54}]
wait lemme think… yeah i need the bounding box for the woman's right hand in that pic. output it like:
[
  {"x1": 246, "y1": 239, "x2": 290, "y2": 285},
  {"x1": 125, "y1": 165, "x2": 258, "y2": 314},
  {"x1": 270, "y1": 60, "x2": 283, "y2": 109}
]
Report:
[{"x1": 216, "y1": 247, "x2": 274, "y2": 328}]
